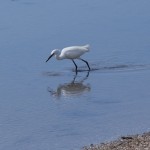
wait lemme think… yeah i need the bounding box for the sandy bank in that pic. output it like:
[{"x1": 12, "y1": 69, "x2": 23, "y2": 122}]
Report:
[{"x1": 83, "y1": 132, "x2": 150, "y2": 150}]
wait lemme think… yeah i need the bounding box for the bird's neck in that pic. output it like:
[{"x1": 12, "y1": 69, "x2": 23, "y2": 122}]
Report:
[
  {"x1": 56, "y1": 55, "x2": 61, "y2": 60},
  {"x1": 55, "y1": 51, "x2": 63, "y2": 60}
]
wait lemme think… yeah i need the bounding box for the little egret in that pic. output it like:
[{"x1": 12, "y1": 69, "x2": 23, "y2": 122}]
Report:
[{"x1": 46, "y1": 44, "x2": 91, "y2": 72}]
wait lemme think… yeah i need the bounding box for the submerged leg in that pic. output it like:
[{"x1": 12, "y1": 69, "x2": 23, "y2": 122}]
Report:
[
  {"x1": 72, "y1": 59, "x2": 78, "y2": 74},
  {"x1": 79, "y1": 58, "x2": 91, "y2": 71}
]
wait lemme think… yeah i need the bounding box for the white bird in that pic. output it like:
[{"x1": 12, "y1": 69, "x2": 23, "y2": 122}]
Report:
[{"x1": 46, "y1": 44, "x2": 91, "y2": 72}]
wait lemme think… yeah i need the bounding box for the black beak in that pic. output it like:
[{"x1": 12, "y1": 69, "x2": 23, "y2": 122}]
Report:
[{"x1": 46, "y1": 53, "x2": 54, "y2": 62}]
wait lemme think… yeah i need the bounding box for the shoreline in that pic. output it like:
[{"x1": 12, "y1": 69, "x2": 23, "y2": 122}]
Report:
[{"x1": 82, "y1": 132, "x2": 150, "y2": 150}]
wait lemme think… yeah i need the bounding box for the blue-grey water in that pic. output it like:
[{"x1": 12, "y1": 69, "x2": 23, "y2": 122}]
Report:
[{"x1": 1, "y1": 0, "x2": 150, "y2": 150}]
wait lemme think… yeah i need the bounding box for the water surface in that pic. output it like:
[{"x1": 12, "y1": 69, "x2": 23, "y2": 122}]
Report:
[{"x1": 1, "y1": 0, "x2": 150, "y2": 150}]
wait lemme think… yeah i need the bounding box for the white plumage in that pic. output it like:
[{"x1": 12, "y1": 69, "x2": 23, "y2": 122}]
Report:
[{"x1": 46, "y1": 44, "x2": 90, "y2": 72}]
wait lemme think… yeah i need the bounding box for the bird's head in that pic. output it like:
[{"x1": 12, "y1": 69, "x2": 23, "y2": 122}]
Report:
[
  {"x1": 51, "y1": 49, "x2": 60, "y2": 55},
  {"x1": 46, "y1": 49, "x2": 60, "y2": 62}
]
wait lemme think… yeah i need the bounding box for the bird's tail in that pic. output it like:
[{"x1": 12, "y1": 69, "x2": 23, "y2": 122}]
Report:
[{"x1": 83, "y1": 44, "x2": 90, "y2": 51}]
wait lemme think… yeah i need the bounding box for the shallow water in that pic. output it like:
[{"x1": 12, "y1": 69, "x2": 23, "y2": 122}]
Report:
[{"x1": 1, "y1": 0, "x2": 150, "y2": 150}]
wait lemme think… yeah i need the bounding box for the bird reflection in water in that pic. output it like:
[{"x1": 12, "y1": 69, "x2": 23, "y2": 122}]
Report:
[{"x1": 48, "y1": 71, "x2": 90, "y2": 99}]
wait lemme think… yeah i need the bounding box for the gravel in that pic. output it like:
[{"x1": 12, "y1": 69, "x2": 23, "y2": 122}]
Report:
[{"x1": 82, "y1": 132, "x2": 150, "y2": 150}]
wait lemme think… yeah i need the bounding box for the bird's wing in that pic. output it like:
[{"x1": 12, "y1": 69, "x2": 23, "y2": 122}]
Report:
[
  {"x1": 61, "y1": 46, "x2": 88, "y2": 59},
  {"x1": 82, "y1": 44, "x2": 90, "y2": 50}
]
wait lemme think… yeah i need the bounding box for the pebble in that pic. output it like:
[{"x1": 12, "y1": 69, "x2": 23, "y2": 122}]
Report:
[{"x1": 82, "y1": 132, "x2": 150, "y2": 150}]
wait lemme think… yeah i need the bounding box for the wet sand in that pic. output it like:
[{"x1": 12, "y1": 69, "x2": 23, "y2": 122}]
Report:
[{"x1": 83, "y1": 132, "x2": 150, "y2": 150}]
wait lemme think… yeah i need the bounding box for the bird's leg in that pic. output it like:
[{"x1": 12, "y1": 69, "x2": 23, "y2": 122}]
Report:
[
  {"x1": 72, "y1": 59, "x2": 78, "y2": 74},
  {"x1": 79, "y1": 58, "x2": 91, "y2": 71},
  {"x1": 86, "y1": 70, "x2": 90, "y2": 78},
  {"x1": 72, "y1": 73, "x2": 77, "y2": 83}
]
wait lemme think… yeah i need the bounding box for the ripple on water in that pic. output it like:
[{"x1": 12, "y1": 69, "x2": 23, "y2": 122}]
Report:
[
  {"x1": 99, "y1": 64, "x2": 150, "y2": 73},
  {"x1": 43, "y1": 63, "x2": 150, "y2": 77},
  {"x1": 42, "y1": 71, "x2": 64, "y2": 77},
  {"x1": 68, "y1": 63, "x2": 150, "y2": 73}
]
